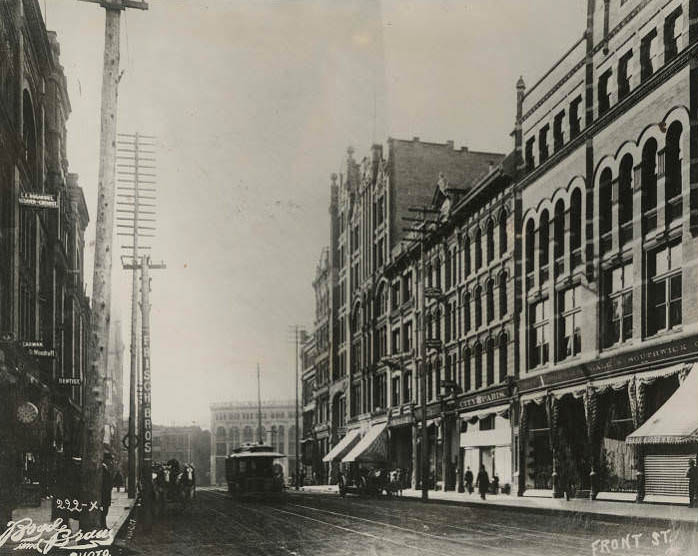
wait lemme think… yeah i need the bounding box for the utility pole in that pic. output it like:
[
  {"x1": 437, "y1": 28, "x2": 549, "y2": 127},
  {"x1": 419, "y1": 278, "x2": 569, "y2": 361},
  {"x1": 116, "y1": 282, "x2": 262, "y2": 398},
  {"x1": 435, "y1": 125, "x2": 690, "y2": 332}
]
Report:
[
  {"x1": 77, "y1": 0, "x2": 148, "y2": 531},
  {"x1": 288, "y1": 325, "x2": 306, "y2": 490},
  {"x1": 116, "y1": 132, "x2": 156, "y2": 498},
  {"x1": 257, "y1": 363, "x2": 263, "y2": 444},
  {"x1": 403, "y1": 207, "x2": 439, "y2": 502}
]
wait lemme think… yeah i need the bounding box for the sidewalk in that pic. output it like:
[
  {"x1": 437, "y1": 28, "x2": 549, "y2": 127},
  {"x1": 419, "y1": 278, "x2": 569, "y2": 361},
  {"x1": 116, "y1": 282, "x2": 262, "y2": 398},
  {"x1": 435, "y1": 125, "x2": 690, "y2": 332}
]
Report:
[
  {"x1": 1, "y1": 490, "x2": 135, "y2": 553},
  {"x1": 298, "y1": 485, "x2": 698, "y2": 525}
]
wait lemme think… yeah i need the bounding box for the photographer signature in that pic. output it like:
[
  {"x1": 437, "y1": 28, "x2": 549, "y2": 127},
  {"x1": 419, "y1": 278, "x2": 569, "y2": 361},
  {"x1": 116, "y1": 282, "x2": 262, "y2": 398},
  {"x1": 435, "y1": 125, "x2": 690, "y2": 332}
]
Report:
[{"x1": 0, "y1": 517, "x2": 113, "y2": 554}]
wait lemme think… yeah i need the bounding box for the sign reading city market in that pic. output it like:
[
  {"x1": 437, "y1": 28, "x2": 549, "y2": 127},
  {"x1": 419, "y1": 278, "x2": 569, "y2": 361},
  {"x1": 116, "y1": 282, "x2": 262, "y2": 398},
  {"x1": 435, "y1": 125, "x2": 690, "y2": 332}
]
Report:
[{"x1": 18, "y1": 192, "x2": 58, "y2": 209}]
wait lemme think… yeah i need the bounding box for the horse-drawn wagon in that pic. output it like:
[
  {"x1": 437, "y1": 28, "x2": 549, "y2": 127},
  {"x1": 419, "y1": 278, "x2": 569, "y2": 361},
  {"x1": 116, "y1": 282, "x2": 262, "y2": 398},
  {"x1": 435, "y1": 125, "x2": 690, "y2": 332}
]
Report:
[{"x1": 152, "y1": 459, "x2": 196, "y2": 515}]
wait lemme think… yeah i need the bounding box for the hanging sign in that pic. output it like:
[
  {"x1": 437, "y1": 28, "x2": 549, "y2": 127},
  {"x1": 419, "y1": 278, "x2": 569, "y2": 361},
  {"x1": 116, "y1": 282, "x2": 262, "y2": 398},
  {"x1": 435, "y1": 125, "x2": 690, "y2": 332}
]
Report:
[{"x1": 19, "y1": 192, "x2": 58, "y2": 209}]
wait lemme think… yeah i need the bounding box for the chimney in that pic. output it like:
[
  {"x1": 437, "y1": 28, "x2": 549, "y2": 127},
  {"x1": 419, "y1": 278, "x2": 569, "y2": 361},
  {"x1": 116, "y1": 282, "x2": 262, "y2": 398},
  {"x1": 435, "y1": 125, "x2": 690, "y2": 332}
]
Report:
[{"x1": 446, "y1": 140, "x2": 454, "y2": 150}]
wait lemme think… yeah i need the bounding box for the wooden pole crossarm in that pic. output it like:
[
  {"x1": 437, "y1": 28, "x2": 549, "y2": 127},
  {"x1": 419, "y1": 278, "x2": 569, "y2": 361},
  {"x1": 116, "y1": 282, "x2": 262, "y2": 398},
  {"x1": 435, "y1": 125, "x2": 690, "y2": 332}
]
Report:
[{"x1": 78, "y1": 0, "x2": 149, "y2": 10}]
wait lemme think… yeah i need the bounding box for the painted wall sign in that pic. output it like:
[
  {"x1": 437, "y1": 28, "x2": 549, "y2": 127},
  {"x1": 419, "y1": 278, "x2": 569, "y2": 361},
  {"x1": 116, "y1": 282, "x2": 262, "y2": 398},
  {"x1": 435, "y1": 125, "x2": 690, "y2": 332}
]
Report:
[
  {"x1": 19, "y1": 192, "x2": 58, "y2": 209},
  {"x1": 457, "y1": 387, "x2": 509, "y2": 410}
]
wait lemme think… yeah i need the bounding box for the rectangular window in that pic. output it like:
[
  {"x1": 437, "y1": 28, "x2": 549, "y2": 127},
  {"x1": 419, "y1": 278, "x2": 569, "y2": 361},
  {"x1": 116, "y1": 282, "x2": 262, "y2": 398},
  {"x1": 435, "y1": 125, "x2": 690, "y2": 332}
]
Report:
[
  {"x1": 664, "y1": 8, "x2": 682, "y2": 63},
  {"x1": 640, "y1": 29, "x2": 656, "y2": 82},
  {"x1": 647, "y1": 242, "x2": 682, "y2": 336},
  {"x1": 529, "y1": 299, "x2": 550, "y2": 369},
  {"x1": 538, "y1": 124, "x2": 549, "y2": 163},
  {"x1": 605, "y1": 263, "x2": 633, "y2": 347},
  {"x1": 525, "y1": 137, "x2": 535, "y2": 171},
  {"x1": 553, "y1": 110, "x2": 565, "y2": 152},
  {"x1": 391, "y1": 376, "x2": 400, "y2": 406},
  {"x1": 598, "y1": 69, "x2": 612, "y2": 115},
  {"x1": 479, "y1": 415, "x2": 495, "y2": 431},
  {"x1": 618, "y1": 50, "x2": 632, "y2": 100},
  {"x1": 558, "y1": 285, "x2": 582, "y2": 361},
  {"x1": 392, "y1": 328, "x2": 400, "y2": 355},
  {"x1": 569, "y1": 96, "x2": 582, "y2": 138}
]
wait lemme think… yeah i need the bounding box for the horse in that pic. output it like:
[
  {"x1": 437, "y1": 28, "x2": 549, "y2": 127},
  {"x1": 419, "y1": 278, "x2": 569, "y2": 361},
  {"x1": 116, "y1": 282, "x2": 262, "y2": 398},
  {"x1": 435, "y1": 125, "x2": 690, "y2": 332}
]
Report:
[
  {"x1": 179, "y1": 464, "x2": 196, "y2": 505},
  {"x1": 388, "y1": 468, "x2": 403, "y2": 496}
]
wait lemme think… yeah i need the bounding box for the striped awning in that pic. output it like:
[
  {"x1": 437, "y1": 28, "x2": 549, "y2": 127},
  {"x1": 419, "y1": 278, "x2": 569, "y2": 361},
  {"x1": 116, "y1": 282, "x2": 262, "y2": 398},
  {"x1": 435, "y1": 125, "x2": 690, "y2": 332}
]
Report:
[
  {"x1": 459, "y1": 403, "x2": 510, "y2": 423},
  {"x1": 626, "y1": 364, "x2": 698, "y2": 445},
  {"x1": 342, "y1": 423, "x2": 388, "y2": 463},
  {"x1": 322, "y1": 429, "x2": 361, "y2": 462}
]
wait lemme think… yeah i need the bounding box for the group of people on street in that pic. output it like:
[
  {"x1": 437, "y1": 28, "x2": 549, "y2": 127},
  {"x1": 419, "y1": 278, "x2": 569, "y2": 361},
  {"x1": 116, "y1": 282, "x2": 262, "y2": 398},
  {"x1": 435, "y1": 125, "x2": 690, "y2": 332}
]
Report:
[{"x1": 463, "y1": 465, "x2": 497, "y2": 499}]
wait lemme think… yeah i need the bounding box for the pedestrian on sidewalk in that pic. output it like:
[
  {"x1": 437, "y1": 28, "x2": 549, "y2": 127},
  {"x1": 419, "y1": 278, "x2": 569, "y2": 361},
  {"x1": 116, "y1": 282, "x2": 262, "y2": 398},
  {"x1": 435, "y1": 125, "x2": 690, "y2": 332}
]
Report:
[
  {"x1": 464, "y1": 466, "x2": 474, "y2": 495},
  {"x1": 476, "y1": 465, "x2": 490, "y2": 500},
  {"x1": 113, "y1": 470, "x2": 124, "y2": 493},
  {"x1": 686, "y1": 459, "x2": 697, "y2": 507},
  {"x1": 101, "y1": 453, "x2": 113, "y2": 529}
]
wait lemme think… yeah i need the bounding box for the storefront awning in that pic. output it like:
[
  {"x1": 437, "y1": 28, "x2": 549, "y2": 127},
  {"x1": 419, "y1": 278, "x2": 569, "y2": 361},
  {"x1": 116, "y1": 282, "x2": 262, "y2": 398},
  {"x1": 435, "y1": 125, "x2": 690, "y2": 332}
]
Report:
[
  {"x1": 626, "y1": 364, "x2": 698, "y2": 445},
  {"x1": 321, "y1": 429, "x2": 361, "y2": 462},
  {"x1": 342, "y1": 423, "x2": 388, "y2": 463},
  {"x1": 460, "y1": 403, "x2": 510, "y2": 423}
]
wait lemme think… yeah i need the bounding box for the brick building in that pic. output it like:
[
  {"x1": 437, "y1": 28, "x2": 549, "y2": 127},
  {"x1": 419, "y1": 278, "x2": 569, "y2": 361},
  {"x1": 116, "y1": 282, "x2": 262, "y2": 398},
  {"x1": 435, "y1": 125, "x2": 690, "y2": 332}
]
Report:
[
  {"x1": 152, "y1": 425, "x2": 211, "y2": 486},
  {"x1": 303, "y1": 0, "x2": 698, "y2": 504},
  {"x1": 0, "y1": 1, "x2": 91, "y2": 522}
]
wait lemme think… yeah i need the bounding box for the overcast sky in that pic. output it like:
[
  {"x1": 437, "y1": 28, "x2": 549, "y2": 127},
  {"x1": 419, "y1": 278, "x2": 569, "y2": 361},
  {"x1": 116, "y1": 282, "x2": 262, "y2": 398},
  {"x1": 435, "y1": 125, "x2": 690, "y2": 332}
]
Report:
[{"x1": 41, "y1": 0, "x2": 586, "y2": 429}]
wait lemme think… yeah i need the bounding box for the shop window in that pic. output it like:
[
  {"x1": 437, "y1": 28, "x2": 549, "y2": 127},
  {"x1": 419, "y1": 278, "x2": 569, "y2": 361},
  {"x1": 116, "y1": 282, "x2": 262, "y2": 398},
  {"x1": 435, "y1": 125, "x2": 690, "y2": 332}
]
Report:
[
  {"x1": 598, "y1": 69, "x2": 612, "y2": 115},
  {"x1": 539, "y1": 124, "x2": 549, "y2": 163},
  {"x1": 525, "y1": 219, "x2": 535, "y2": 290},
  {"x1": 525, "y1": 137, "x2": 535, "y2": 171},
  {"x1": 474, "y1": 343, "x2": 483, "y2": 389},
  {"x1": 486, "y1": 280, "x2": 494, "y2": 324},
  {"x1": 558, "y1": 285, "x2": 582, "y2": 361},
  {"x1": 486, "y1": 338, "x2": 495, "y2": 386},
  {"x1": 539, "y1": 210, "x2": 549, "y2": 285},
  {"x1": 617, "y1": 50, "x2": 632, "y2": 100},
  {"x1": 498, "y1": 333, "x2": 508, "y2": 382},
  {"x1": 529, "y1": 298, "x2": 550, "y2": 369},
  {"x1": 499, "y1": 271, "x2": 507, "y2": 318},
  {"x1": 554, "y1": 200, "x2": 565, "y2": 275},
  {"x1": 553, "y1": 110, "x2": 565, "y2": 152},
  {"x1": 665, "y1": 121, "x2": 683, "y2": 225},
  {"x1": 647, "y1": 241, "x2": 682, "y2": 336},
  {"x1": 570, "y1": 189, "x2": 582, "y2": 270},
  {"x1": 640, "y1": 29, "x2": 656, "y2": 82},
  {"x1": 569, "y1": 96, "x2": 582, "y2": 139},
  {"x1": 499, "y1": 212, "x2": 507, "y2": 255},
  {"x1": 641, "y1": 139, "x2": 658, "y2": 233}
]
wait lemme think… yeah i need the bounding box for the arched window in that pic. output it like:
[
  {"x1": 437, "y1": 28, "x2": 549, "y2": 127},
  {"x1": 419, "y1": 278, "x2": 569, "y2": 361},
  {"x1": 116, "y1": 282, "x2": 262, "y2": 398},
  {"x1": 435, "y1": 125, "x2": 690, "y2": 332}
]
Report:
[
  {"x1": 539, "y1": 210, "x2": 549, "y2": 284},
  {"x1": 486, "y1": 337, "x2": 495, "y2": 386},
  {"x1": 486, "y1": 219, "x2": 495, "y2": 263},
  {"x1": 278, "y1": 425, "x2": 285, "y2": 453},
  {"x1": 376, "y1": 284, "x2": 387, "y2": 317},
  {"x1": 474, "y1": 343, "x2": 483, "y2": 389},
  {"x1": 243, "y1": 425, "x2": 253, "y2": 443},
  {"x1": 463, "y1": 234, "x2": 471, "y2": 276},
  {"x1": 499, "y1": 333, "x2": 508, "y2": 382},
  {"x1": 486, "y1": 279, "x2": 494, "y2": 323},
  {"x1": 570, "y1": 189, "x2": 582, "y2": 270},
  {"x1": 599, "y1": 168, "x2": 613, "y2": 253},
  {"x1": 525, "y1": 219, "x2": 535, "y2": 289},
  {"x1": 426, "y1": 363, "x2": 434, "y2": 401},
  {"x1": 618, "y1": 155, "x2": 633, "y2": 248},
  {"x1": 554, "y1": 200, "x2": 565, "y2": 275},
  {"x1": 665, "y1": 121, "x2": 683, "y2": 224},
  {"x1": 641, "y1": 140, "x2": 657, "y2": 233},
  {"x1": 22, "y1": 90, "x2": 36, "y2": 180},
  {"x1": 216, "y1": 426, "x2": 227, "y2": 440},
  {"x1": 463, "y1": 347, "x2": 472, "y2": 392},
  {"x1": 499, "y1": 272, "x2": 507, "y2": 317},
  {"x1": 475, "y1": 229, "x2": 483, "y2": 270},
  {"x1": 231, "y1": 427, "x2": 240, "y2": 449},
  {"x1": 474, "y1": 285, "x2": 482, "y2": 328},
  {"x1": 463, "y1": 292, "x2": 471, "y2": 333},
  {"x1": 499, "y1": 211, "x2": 507, "y2": 255}
]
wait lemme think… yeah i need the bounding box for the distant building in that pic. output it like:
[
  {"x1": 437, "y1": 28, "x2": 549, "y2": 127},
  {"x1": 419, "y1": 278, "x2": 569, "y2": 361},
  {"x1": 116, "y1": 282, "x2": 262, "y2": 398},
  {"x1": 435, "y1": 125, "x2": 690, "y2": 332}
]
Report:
[
  {"x1": 105, "y1": 318, "x2": 125, "y2": 471},
  {"x1": 210, "y1": 400, "x2": 298, "y2": 485},
  {"x1": 152, "y1": 425, "x2": 211, "y2": 486}
]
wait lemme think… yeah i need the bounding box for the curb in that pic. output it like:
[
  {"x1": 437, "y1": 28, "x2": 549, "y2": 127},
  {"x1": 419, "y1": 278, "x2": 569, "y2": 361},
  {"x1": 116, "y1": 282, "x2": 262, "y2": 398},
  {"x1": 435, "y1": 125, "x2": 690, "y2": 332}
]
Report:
[
  {"x1": 111, "y1": 499, "x2": 137, "y2": 539},
  {"x1": 292, "y1": 489, "x2": 698, "y2": 527}
]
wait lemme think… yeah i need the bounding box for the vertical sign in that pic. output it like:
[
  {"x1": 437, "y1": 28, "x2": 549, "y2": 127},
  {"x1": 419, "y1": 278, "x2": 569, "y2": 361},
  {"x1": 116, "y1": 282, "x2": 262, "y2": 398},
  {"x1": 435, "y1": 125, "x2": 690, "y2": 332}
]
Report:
[{"x1": 140, "y1": 257, "x2": 153, "y2": 528}]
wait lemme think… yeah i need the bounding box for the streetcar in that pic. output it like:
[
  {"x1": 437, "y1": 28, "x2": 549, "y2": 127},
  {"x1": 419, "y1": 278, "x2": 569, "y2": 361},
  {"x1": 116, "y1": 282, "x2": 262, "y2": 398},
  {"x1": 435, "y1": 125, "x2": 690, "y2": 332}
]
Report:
[{"x1": 225, "y1": 443, "x2": 286, "y2": 500}]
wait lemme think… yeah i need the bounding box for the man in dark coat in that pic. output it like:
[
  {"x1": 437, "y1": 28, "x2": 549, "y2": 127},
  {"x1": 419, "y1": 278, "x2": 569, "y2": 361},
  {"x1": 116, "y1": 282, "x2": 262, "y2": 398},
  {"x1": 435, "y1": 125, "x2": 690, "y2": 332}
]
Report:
[
  {"x1": 101, "y1": 453, "x2": 113, "y2": 529},
  {"x1": 464, "y1": 466, "x2": 474, "y2": 494},
  {"x1": 476, "y1": 464, "x2": 490, "y2": 500},
  {"x1": 687, "y1": 459, "x2": 697, "y2": 507}
]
